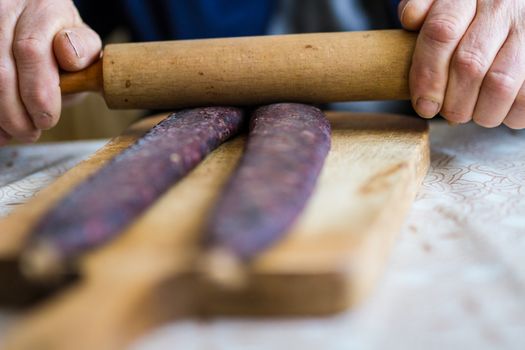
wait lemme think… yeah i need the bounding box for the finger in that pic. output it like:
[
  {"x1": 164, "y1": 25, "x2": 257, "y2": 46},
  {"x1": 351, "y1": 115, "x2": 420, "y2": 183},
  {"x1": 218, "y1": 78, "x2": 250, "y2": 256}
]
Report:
[
  {"x1": 442, "y1": 6, "x2": 511, "y2": 125},
  {"x1": 409, "y1": 0, "x2": 476, "y2": 118},
  {"x1": 472, "y1": 33, "x2": 525, "y2": 128},
  {"x1": 0, "y1": 128, "x2": 12, "y2": 147},
  {"x1": 18, "y1": 129, "x2": 41, "y2": 144},
  {"x1": 13, "y1": 3, "x2": 69, "y2": 131},
  {"x1": 399, "y1": 0, "x2": 436, "y2": 31},
  {"x1": 504, "y1": 82, "x2": 525, "y2": 129},
  {"x1": 0, "y1": 4, "x2": 41, "y2": 142},
  {"x1": 53, "y1": 25, "x2": 102, "y2": 72}
]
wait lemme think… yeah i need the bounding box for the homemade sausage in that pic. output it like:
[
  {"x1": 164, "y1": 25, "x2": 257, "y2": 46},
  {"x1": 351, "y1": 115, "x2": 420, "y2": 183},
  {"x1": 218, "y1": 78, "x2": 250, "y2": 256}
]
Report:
[
  {"x1": 24, "y1": 107, "x2": 245, "y2": 279},
  {"x1": 204, "y1": 103, "x2": 331, "y2": 261}
]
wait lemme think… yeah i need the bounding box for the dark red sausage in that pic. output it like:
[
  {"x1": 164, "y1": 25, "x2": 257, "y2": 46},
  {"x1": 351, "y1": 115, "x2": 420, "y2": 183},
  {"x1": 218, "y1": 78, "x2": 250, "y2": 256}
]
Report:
[
  {"x1": 204, "y1": 103, "x2": 331, "y2": 260},
  {"x1": 26, "y1": 107, "x2": 245, "y2": 268}
]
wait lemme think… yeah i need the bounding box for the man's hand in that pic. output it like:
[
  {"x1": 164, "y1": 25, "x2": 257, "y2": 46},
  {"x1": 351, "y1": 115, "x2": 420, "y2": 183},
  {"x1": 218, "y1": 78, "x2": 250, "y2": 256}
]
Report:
[
  {"x1": 0, "y1": 0, "x2": 101, "y2": 145},
  {"x1": 399, "y1": 0, "x2": 525, "y2": 129}
]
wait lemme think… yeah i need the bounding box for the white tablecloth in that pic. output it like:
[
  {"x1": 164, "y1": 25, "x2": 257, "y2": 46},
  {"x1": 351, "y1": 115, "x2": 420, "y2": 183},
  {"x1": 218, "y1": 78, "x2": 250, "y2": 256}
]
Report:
[{"x1": 0, "y1": 122, "x2": 524, "y2": 350}]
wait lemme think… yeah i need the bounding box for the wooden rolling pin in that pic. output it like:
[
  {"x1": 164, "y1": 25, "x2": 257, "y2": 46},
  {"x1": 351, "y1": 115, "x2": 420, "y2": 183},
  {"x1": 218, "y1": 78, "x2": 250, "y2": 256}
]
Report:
[{"x1": 60, "y1": 29, "x2": 417, "y2": 110}]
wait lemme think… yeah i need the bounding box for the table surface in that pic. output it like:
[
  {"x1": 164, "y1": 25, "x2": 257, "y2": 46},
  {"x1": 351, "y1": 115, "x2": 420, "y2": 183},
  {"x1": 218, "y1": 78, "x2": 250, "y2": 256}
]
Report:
[{"x1": 0, "y1": 121, "x2": 524, "y2": 350}]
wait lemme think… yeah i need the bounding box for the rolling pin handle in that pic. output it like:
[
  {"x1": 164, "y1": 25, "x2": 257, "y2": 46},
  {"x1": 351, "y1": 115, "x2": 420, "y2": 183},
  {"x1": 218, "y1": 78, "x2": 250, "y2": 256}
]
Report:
[{"x1": 60, "y1": 59, "x2": 103, "y2": 95}]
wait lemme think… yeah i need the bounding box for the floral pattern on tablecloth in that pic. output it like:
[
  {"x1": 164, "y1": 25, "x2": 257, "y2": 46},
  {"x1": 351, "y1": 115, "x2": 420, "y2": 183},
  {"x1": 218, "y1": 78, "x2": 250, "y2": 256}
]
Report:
[
  {"x1": 0, "y1": 141, "x2": 106, "y2": 217},
  {"x1": 1, "y1": 124, "x2": 524, "y2": 350},
  {"x1": 132, "y1": 122, "x2": 525, "y2": 350}
]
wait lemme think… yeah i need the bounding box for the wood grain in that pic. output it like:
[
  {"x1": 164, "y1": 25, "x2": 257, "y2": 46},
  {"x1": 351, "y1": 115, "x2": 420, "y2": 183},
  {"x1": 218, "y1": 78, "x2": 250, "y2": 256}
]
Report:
[
  {"x1": 0, "y1": 112, "x2": 429, "y2": 350},
  {"x1": 60, "y1": 60, "x2": 103, "y2": 95},
  {"x1": 60, "y1": 30, "x2": 417, "y2": 109}
]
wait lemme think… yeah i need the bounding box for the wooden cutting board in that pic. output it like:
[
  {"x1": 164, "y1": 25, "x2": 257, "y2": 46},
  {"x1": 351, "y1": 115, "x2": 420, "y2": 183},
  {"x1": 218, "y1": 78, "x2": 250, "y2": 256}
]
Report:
[{"x1": 0, "y1": 111, "x2": 429, "y2": 350}]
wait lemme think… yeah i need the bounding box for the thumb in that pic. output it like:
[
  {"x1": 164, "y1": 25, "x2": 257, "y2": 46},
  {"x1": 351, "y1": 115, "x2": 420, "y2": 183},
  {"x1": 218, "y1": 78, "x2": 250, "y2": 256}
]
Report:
[
  {"x1": 53, "y1": 25, "x2": 102, "y2": 72},
  {"x1": 399, "y1": 0, "x2": 436, "y2": 31}
]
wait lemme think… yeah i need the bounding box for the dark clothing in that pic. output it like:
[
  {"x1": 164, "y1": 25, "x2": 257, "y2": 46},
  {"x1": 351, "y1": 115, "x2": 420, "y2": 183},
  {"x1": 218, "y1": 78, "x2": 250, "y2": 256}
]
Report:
[{"x1": 74, "y1": 0, "x2": 401, "y2": 41}]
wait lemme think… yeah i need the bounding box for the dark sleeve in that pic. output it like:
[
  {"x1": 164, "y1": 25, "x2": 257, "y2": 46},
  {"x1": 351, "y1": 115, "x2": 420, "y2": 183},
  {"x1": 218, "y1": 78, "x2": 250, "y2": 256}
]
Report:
[
  {"x1": 74, "y1": 0, "x2": 276, "y2": 42},
  {"x1": 74, "y1": 0, "x2": 126, "y2": 39},
  {"x1": 388, "y1": 0, "x2": 402, "y2": 27}
]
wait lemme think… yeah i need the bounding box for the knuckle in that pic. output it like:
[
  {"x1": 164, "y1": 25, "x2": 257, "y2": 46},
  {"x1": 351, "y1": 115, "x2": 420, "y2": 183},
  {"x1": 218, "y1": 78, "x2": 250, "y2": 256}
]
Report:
[
  {"x1": 413, "y1": 65, "x2": 439, "y2": 82},
  {"x1": 13, "y1": 36, "x2": 47, "y2": 63},
  {"x1": 410, "y1": 66, "x2": 443, "y2": 92},
  {"x1": 23, "y1": 89, "x2": 52, "y2": 111},
  {"x1": 483, "y1": 70, "x2": 518, "y2": 96},
  {"x1": 453, "y1": 49, "x2": 489, "y2": 79},
  {"x1": 423, "y1": 16, "x2": 464, "y2": 46}
]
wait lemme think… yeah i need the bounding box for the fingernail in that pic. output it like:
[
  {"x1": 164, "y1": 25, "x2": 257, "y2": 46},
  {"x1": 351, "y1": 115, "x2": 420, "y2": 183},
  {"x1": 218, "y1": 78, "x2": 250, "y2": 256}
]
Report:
[
  {"x1": 399, "y1": 0, "x2": 410, "y2": 23},
  {"x1": 447, "y1": 120, "x2": 460, "y2": 127},
  {"x1": 416, "y1": 97, "x2": 440, "y2": 119},
  {"x1": 64, "y1": 31, "x2": 84, "y2": 59},
  {"x1": 36, "y1": 112, "x2": 54, "y2": 130}
]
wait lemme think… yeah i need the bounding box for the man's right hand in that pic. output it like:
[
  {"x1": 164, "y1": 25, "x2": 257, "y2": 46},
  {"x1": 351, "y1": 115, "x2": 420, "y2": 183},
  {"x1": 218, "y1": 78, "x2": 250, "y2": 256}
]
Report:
[{"x1": 0, "y1": 0, "x2": 101, "y2": 145}]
